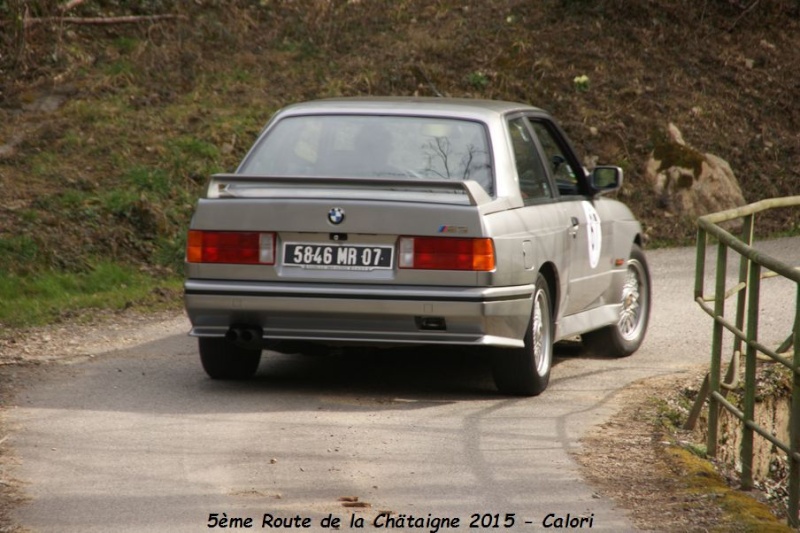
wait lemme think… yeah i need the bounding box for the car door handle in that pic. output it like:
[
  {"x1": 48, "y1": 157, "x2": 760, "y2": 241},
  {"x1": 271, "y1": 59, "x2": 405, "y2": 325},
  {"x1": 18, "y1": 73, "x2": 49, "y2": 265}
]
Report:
[{"x1": 568, "y1": 217, "x2": 580, "y2": 238}]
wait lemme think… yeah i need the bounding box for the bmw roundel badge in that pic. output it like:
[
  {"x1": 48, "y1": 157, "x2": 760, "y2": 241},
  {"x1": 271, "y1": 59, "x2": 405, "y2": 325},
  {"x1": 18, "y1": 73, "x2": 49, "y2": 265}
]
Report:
[{"x1": 328, "y1": 207, "x2": 345, "y2": 225}]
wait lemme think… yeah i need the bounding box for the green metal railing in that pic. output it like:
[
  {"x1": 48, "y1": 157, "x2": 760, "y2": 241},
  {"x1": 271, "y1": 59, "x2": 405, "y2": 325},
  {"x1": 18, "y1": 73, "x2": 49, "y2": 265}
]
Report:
[{"x1": 689, "y1": 196, "x2": 800, "y2": 526}]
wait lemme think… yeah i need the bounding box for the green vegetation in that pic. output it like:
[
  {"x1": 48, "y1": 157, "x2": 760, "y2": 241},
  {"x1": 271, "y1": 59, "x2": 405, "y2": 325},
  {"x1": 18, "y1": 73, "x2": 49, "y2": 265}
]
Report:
[{"x1": 0, "y1": 261, "x2": 181, "y2": 327}]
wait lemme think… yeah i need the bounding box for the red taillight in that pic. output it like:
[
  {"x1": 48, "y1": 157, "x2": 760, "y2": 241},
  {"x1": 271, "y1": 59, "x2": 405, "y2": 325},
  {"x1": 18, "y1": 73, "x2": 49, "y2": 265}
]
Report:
[
  {"x1": 187, "y1": 230, "x2": 275, "y2": 265},
  {"x1": 398, "y1": 237, "x2": 495, "y2": 271}
]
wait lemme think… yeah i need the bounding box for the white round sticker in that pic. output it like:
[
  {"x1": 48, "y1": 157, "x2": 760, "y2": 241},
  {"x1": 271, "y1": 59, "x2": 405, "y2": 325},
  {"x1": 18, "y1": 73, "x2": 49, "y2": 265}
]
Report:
[{"x1": 582, "y1": 201, "x2": 602, "y2": 269}]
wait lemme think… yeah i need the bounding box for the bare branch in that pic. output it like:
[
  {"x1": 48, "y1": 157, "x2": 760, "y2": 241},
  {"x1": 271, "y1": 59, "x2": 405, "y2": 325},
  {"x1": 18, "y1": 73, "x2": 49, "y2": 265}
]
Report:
[
  {"x1": 23, "y1": 14, "x2": 187, "y2": 29},
  {"x1": 728, "y1": 0, "x2": 760, "y2": 31},
  {"x1": 436, "y1": 137, "x2": 452, "y2": 179},
  {"x1": 460, "y1": 146, "x2": 475, "y2": 181}
]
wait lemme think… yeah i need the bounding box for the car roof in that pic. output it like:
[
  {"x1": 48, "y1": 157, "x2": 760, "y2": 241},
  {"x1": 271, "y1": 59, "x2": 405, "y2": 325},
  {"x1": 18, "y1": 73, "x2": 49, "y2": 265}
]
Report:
[{"x1": 275, "y1": 97, "x2": 548, "y2": 122}]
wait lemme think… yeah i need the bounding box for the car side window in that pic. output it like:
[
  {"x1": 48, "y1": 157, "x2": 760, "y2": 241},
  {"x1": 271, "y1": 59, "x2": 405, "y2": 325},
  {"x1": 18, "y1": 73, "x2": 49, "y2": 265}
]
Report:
[
  {"x1": 508, "y1": 117, "x2": 551, "y2": 203},
  {"x1": 529, "y1": 121, "x2": 582, "y2": 196}
]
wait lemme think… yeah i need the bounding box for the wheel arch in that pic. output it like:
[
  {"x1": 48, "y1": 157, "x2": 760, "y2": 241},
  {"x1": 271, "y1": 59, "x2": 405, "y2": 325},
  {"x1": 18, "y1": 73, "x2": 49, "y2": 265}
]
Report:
[{"x1": 538, "y1": 261, "x2": 559, "y2": 316}]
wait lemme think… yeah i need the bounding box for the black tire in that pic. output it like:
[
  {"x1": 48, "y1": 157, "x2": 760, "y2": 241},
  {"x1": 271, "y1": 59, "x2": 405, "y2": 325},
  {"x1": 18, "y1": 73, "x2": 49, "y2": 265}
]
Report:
[
  {"x1": 199, "y1": 337, "x2": 262, "y2": 380},
  {"x1": 492, "y1": 273, "x2": 554, "y2": 396},
  {"x1": 583, "y1": 244, "x2": 651, "y2": 358}
]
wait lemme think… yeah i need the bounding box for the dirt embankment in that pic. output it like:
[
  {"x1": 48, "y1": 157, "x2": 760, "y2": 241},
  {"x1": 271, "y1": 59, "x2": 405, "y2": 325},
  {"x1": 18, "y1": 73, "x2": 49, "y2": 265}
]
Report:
[{"x1": 1, "y1": 0, "x2": 799, "y2": 279}]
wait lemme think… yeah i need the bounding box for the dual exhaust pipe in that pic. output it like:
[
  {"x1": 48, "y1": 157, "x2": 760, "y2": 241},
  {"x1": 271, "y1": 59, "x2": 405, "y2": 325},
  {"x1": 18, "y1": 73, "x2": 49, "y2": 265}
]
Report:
[{"x1": 225, "y1": 325, "x2": 263, "y2": 350}]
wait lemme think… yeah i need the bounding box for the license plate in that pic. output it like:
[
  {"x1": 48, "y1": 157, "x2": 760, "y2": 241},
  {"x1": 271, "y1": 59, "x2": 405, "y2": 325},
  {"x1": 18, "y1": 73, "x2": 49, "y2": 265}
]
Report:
[{"x1": 283, "y1": 243, "x2": 394, "y2": 270}]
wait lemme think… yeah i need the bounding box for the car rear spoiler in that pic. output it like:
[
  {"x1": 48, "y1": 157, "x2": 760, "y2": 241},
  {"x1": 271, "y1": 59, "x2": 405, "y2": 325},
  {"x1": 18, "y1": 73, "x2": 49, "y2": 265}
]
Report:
[{"x1": 205, "y1": 174, "x2": 494, "y2": 207}]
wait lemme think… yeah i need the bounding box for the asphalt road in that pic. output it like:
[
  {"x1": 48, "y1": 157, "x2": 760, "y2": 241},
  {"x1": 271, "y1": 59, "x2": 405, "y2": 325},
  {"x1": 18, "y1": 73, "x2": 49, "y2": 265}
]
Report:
[{"x1": 7, "y1": 237, "x2": 800, "y2": 532}]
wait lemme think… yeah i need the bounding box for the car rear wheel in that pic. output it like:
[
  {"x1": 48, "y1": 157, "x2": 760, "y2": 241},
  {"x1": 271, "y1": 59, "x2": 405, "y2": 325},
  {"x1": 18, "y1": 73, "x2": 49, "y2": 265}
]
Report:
[
  {"x1": 199, "y1": 337, "x2": 262, "y2": 380},
  {"x1": 492, "y1": 273, "x2": 553, "y2": 396},
  {"x1": 583, "y1": 244, "x2": 651, "y2": 357}
]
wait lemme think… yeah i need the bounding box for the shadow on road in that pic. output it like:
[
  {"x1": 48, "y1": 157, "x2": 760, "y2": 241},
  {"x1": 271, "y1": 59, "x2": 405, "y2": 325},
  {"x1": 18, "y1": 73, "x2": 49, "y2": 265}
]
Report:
[{"x1": 7, "y1": 333, "x2": 610, "y2": 416}]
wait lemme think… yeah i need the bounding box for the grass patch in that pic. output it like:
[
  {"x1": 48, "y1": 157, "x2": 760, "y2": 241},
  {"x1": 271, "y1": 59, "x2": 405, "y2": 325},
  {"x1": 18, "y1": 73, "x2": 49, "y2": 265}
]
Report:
[
  {"x1": 29, "y1": 151, "x2": 59, "y2": 179},
  {"x1": 113, "y1": 36, "x2": 139, "y2": 55},
  {"x1": 124, "y1": 166, "x2": 172, "y2": 197},
  {"x1": 103, "y1": 58, "x2": 135, "y2": 78},
  {"x1": 0, "y1": 262, "x2": 182, "y2": 328},
  {"x1": 166, "y1": 135, "x2": 223, "y2": 179},
  {"x1": 0, "y1": 236, "x2": 42, "y2": 272}
]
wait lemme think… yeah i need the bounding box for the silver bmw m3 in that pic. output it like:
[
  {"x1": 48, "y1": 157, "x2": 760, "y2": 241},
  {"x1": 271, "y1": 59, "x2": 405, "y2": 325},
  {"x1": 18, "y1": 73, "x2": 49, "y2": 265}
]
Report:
[{"x1": 184, "y1": 97, "x2": 651, "y2": 396}]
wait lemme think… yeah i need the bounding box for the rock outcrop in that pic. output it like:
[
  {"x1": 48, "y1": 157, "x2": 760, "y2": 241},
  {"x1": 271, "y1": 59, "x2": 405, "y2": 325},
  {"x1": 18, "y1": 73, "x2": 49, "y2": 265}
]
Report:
[{"x1": 645, "y1": 123, "x2": 746, "y2": 219}]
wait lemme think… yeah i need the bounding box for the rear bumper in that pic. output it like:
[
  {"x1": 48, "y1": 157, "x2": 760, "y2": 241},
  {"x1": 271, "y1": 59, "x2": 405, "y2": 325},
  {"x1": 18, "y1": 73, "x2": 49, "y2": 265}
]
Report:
[{"x1": 184, "y1": 279, "x2": 534, "y2": 348}]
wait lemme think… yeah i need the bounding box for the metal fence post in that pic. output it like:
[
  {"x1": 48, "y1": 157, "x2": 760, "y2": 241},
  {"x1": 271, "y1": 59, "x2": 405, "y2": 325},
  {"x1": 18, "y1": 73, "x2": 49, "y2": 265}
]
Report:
[
  {"x1": 694, "y1": 228, "x2": 707, "y2": 302},
  {"x1": 741, "y1": 261, "x2": 760, "y2": 490},
  {"x1": 790, "y1": 285, "x2": 800, "y2": 527},
  {"x1": 734, "y1": 215, "x2": 755, "y2": 357},
  {"x1": 708, "y1": 240, "x2": 728, "y2": 457}
]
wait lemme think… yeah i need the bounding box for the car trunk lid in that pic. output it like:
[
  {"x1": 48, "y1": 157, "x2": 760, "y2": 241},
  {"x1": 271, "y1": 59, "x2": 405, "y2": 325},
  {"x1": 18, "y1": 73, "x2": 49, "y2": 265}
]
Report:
[{"x1": 187, "y1": 174, "x2": 499, "y2": 286}]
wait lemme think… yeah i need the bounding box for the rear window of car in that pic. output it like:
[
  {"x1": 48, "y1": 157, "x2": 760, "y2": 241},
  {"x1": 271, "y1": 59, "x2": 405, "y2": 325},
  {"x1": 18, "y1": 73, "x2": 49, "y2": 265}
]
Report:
[{"x1": 238, "y1": 115, "x2": 494, "y2": 195}]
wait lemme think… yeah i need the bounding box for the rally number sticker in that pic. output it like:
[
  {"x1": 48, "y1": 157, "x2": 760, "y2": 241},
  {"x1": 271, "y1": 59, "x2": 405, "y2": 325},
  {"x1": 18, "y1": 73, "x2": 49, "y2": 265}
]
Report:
[{"x1": 581, "y1": 201, "x2": 602, "y2": 269}]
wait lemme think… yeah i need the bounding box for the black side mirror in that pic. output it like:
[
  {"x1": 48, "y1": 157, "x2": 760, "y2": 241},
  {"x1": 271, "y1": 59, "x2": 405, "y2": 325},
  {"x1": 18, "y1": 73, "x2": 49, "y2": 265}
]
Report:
[{"x1": 590, "y1": 166, "x2": 623, "y2": 194}]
